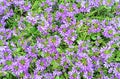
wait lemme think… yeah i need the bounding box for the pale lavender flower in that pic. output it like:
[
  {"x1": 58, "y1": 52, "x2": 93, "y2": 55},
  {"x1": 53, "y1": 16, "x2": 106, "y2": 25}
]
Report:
[
  {"x1": 102, "y1": 26, "x2": 116, "y2": 38},
  {"x1": 88, "y1": 19, "x2": 101, "y2": 33},
  {"x1": 34, "y1": 69, "x2": 43, "y2": 79},
  {"x1": 48, "y1": 35, "x2": 61, "y2": 47},
  {"x1": 36, "y1": 58, "x2": 49, "y2": 71},
  {"x1": 17, "y1": 56, "x2": 31, "y2": 72}
]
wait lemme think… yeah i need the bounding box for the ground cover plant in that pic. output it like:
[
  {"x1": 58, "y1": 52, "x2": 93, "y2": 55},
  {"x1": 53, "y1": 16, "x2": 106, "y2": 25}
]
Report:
[{"x1": 0, "y1": 0, "x2": 120, "y2": 79}]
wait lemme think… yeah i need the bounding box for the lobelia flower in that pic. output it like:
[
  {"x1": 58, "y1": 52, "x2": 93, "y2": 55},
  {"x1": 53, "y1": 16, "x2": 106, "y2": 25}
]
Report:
[
  {"x1": 19, "y1": 1, "x2": 31, "y2": 11},
  {"x1": 88, "y1": 19, "x2": 101, "y2": 33},
  {"x1": 18, "y1": 17, "x2": 26, "y2": 30},
  {"x1": 89, "y1": 0, "x2": 100, "y2": 7},
  {"x1": 79, "y1": 0, "x2": 91, "y2": 12},
  {"x1": 77, "y1": 40, "x2": 88, "y2": 53},
  {"x1": 0, "y1": 59, "x2": 6, "y2": 71},
  {"x1": 116, "y1": 4, "x2": 120, "y2": 15},
  {"x1": 75, "y1": 53, "x2": 93, "y2": 75},
  {"x1": 48, "y1": 35, "x2": 61, "y2": 47},
  {"x1": 25, "y1": 45, "x2": 38, "y2": 58},
  {"x1": 4, "y1": 29, "x2": 13, "y2": 40},
  {"x1": 102, "y1": 0, "x2": 115, "y2": 6},
  {"x1": 36, "y1": 58, "x2": 49, "y2": 71},
  {"x1": 26, "y1": 12, "x2": 40, "y2": 25},
  {"x1": 22, "y1": 71, "x2": 32, "y2": 79},
  {"x1": 68, "y1": 68, "x2": 80, "y2": 79},
  {"x1": 2, "y1": 57, "x2": 13, "y2": 71},
  {"x1": 0, "y1": 47, "x2": 12, "y2": 59},
  {"x1": 63, "y1": 29, "x2": 77, "y2": 45},
  {"x1": 2, "y1": 9, "x2": 14, "y2": 20},
  {"x1": 37, "y1": 15, "x2": 49, "y2": 35},
  {"x1": 34, "y1": 69, "x2": 43, "y2": 79},
  {"x1": 113, "y1": 63, "x2": 120, "y2": 78},
  {"x1": 83, "y1": 70, "x2": 94, "y2": 79},
  {"x1": 43, "y1": 73, "x2": 54, "y2": 79},
  {"x1": 100, "y1": 45, "x2": 115, "y2": 61},
  {"x1": 60, "y1": 54, "x2": 70, "y2": 68},
  {"x1": 102, "y1": 26, "x2": 116, "y2": 38},
  {"x1": 13, "y1": 0, "x2": 24, "y2": 6},
  {"x1": 11, "y1": 61, "x2": 23, "y2": 77},
  {"x1": 17, "y1": 56, "x2": 31, "y2": 72},
  {"x1": 53, "y1": 70, "x2": 62, "y2": 77}
]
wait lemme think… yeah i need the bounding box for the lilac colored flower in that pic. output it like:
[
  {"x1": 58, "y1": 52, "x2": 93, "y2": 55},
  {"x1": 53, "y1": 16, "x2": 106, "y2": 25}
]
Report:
[
  {"x1": 77, "y1": 40, "x2": 88, "y2": 53},
  {"x1": 11, "y1": 62, "x2": 23, "y2": 76},
  {"x1": 116, "y1": 4, "x2": 120, "y2": 15},
  {"x1": 13, "y1": 0, "x2": 24, "y2": 6},
  {"x1": 36, "y1": 37, "x2": 47, "y2": 49},
  {"x1": 60, "y1": 55, "x2": 70, "y2": 68},
  {"x1": 2, "y1": 57, "x2": 13, "y2": 71},
  {"x1": 68, "y1": 68, "x2": 80, "y2": 79},
  {"x1": 25, "y1": 45, "x2": 38, "y2": 58},
  {"x1": 88, "y1": 19, "x2": 101, "y2": 33},
  {"x1": 26, "y1": 12, "x2": 40, "y2": 25},
  {"x1": 36, "y1": 58, "x2": 49, "y2": 71},
  {"x1": 102, "y1": 0, "x2": 115, "y2": 6},
  {"x1": 20, "y1": 2, "x2": 31, "y2": 11},
  {"x1": 34, "y1": 69, "x2": 43, "y2": 79},
  {"x1": 37, "y1": 14, "x2": 50, "y2": 35},
  {"x1": 75, "y1": 53, "x2": 93, "y2": 73},
  {"x1": 18, "y1": 17, "x2": 26, "y2": 30},
  {"x1": 63, "y1": 29, "x2": 77, "y2": 45},
  {"x1": 17, "y1": 56, "x2": 31, "y2": 72},
  {"x1": 102, "y1": 26, "x2": 116, "y2": 38},
  {"x1": 43, "y1": 73, "x2": 54, "y2": 79},
  {"x1": 0, "y1": 48, "x2": 12, "y2": 59},
  {"x1": 2, "y1": 9, "x2": 14, "y2": 20},
  {"x1": 53, "y1": 70, "x2": 62, "y2": 77},
  {"x1": 48, "y1": 35, "x2": 61, "y2": 47},
  {"x1": 4, "y1": 29, "x2": 13, "y2": 40},
  {"x1": 113, "y1": 63, "x2": 120, "y2": 78},
  {"x1": 83, "y1": 70, "x2": 94, "y2": 79},
  {"x1": 100, "y1": 46, "x2": 115, "y2": 61}
]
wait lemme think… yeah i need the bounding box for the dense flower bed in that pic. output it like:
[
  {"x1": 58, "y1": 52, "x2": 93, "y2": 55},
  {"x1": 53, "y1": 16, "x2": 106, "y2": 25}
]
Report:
[{"x1": 0, "y1": 0, "x2": 120, "y2": 79}]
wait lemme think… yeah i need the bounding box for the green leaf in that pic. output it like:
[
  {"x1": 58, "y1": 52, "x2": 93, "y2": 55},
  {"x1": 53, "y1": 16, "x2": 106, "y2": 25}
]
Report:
[
  {"x1": 75, "y1": 13, "x2": 84, "y2": 20},
  {"x1": 91, "y1": 34, "x2": 97, "y2": 40},
  {"x1": 55, "y1": 76, "x2": 60, "y2": 79},
  {"x1": 51, "y1": 60, "x2": 59, "y2": 69}
]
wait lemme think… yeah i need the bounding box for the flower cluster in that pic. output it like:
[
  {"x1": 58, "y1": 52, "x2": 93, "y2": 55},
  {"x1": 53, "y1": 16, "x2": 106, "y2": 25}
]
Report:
[{"x1": 0, "y1": 0, "x2": 120, "y2": 79}]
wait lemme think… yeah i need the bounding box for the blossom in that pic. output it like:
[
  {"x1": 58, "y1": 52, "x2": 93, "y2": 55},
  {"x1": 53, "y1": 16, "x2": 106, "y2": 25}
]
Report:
[
  {"x1": 88, "y1": 19, "x2": 101, "y2": 33},
  {"x1": 17, "y1": 56, "x2": 31, "y2": 72},
  {"x1": 102, "y1": 26, "x2": 116, "y2": 38},
  {"x1": 36, "y1": 58, "x2": 49, "y2": 71},
  {"x1": 48, "y1": 35, "x2": 61, "y2": 47}
]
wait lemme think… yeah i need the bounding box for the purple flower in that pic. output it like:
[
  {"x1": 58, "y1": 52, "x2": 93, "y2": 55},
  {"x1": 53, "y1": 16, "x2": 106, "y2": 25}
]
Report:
[
  {"x1": 26, "y1": 12, "x2": 40, "y2": 25},
  {"x1": 75, "y1": 53, "x2": 93, "y2": 74},
  {"x1": 100, "y1": 45, "x2": 115, "y2": 61},
  {"x1": 11, "y1": 62, "x2": 23, "y2": 76},
  {"x1": 88, "y1": 19, "x2": 101, "y2": 33},
  {"x1": 102, "y1": 0, "x2": 115, "y2": 6},
  {"x1": 4, "y1": 29, "x2": 13, "y2": 40},
  {"x1": 68, "y1": 68, "x2": 80, "y2": 79},
  {"x1": 36, "y1": 58, "x2": 49, "y2": 71},
  {"x1": 102, "y1": 26, "x2": 116, "y2": 38},
  {"x1": 0, "y1": 48, "x2": 12, "y2": 59},
  {"x1": 17, "y1": 56, "x2": 31, "y2": 72},
  {"x1": 43, "y1": 73, "x2": 54, "y2": 79},
  {"x1": 116, "y1": 4, "x2": 120, "y2": 15},
  {"x1": 25, "y1": 45, "x2": 38, "y2": 58},
  {"x1": 48, "y1": 35, "x2": 61, "y2": 47},
  {"x1": 34, "y1": 69, "x2": 43, "y2": 79},
  {"x1": 20, "y1": 2, "x2": 31, "y2": 11},
  {"x1": 53, "y1": 70, "x2": 62, "y2": 77}
]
